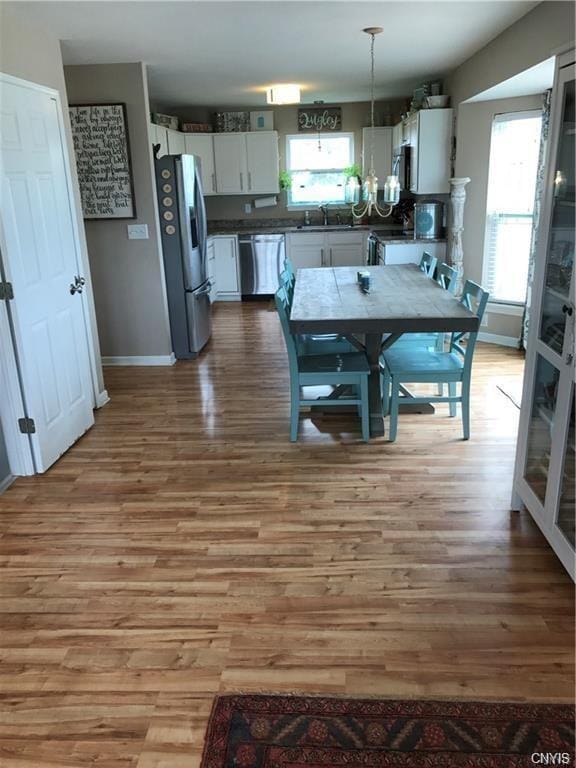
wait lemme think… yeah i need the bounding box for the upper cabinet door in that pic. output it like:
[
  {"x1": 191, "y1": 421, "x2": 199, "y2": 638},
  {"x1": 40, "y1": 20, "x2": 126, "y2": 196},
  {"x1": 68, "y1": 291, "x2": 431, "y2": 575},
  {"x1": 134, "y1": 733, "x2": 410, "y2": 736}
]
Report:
[
  {"x1": 245, "y1": 132, "x2": 279, "y2": 194},
  {"x1": 362, "y1": 127, "x2": 392, "y2": 189},
  {"x1": 166, "y1": 128, "x2": 186, "y2": 155},
  {"x1": 213, "y1": 134, "x2": 248, "y2": 194},
  {"x1": 184, "y1": 134, "x2": 216, "y2": 195}
]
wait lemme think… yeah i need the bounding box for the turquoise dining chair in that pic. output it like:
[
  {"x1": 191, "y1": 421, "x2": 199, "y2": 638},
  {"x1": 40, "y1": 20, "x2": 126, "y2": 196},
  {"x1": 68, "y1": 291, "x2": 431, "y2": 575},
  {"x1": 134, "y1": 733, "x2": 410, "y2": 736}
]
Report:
[
  {"x1": 419, "y1": 251, "x2": 438, "y2": 278},
  {"x1": 435, "y1": 262, "x2": 458, "y2": 294},
  {"x1": 284, "y1": 255, "x2": 295, "y2": 283},
  {"x1": 380, "y1": 280, "x2": 489, "y2": 442},
  {"x1": 275, "y1": 287, "x2": 370, "y2": 442},
  {"x1": 279, "y1": 269, "x2": 355, "y2": 356},
  {"x1": 388, "y1": 260, "x2": 455, "y2": 354}
]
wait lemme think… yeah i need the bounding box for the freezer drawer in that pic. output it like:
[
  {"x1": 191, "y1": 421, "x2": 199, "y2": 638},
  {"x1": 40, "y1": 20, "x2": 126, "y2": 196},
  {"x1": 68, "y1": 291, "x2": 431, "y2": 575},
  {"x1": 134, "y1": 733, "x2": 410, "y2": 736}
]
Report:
[
  {"x1": 185, "y1": 281, "x2": 212, "y2": 355},
  {"x1": 239, "y1": 235, "x2": 285, "y2": 297}
]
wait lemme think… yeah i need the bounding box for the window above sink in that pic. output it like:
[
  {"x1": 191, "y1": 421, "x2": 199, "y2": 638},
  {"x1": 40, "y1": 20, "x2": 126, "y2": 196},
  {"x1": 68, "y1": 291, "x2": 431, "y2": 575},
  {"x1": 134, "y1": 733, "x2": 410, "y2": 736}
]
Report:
[{"x1": 286, "y1": 133, "x2": 354, "y2": 207}]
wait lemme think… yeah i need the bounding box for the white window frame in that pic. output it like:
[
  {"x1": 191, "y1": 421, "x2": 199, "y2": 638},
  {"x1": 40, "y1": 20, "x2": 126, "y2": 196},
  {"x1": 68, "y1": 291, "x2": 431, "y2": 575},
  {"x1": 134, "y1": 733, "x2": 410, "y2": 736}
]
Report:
[
  {"x1": 481, "y1": 109, "x2": 543, "y2": 307},
  {"x1": 285, "y1": 132, "x2": 355, "y2": 209}
]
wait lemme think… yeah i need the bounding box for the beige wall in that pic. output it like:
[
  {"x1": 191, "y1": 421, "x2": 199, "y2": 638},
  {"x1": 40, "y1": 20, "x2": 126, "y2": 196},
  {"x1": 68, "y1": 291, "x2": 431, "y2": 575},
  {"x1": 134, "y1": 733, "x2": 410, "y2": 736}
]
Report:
[
  {"x1": 65, "y1": 64, "x2": 172, "y2": 359},
  {"x1": 167, "y1": 100, "x2": 408, "y2": 222},
  {"x1": 455, "y1": 94, "x2": 543, "y2": 341},
  {"x1": 445, "y1": 1, "x2": 574, "y2": 106},
  {"x1": 0, "y1": 4, "x2": 106, "y2": 396}
]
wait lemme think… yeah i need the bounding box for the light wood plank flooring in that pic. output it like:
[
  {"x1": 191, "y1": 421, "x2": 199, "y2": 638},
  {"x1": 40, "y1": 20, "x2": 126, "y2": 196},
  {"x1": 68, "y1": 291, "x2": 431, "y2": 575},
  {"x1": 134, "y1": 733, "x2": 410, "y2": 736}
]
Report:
[{"x1": 0, "y1": 302, "x2": 573, "y2": 768}]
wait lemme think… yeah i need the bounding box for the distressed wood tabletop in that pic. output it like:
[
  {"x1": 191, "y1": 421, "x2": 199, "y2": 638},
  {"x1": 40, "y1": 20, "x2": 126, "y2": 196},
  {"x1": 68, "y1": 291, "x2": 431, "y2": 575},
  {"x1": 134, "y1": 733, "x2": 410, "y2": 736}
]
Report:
[{"x1": 289, "y1": 265, "x2": 479, "y2": 335}]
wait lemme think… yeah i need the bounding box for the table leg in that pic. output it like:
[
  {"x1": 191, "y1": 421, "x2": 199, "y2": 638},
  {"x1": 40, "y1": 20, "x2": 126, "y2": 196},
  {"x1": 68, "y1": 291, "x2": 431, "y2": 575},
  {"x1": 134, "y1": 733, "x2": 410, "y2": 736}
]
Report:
[{"x1": 366, "y1": 333, "x2": 385, "y2": 437}]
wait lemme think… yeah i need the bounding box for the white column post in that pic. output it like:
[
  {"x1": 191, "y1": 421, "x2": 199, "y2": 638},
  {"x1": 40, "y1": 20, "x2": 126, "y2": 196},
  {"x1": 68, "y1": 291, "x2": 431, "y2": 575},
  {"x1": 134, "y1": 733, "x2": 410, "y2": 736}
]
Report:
[{"x1": 447, "y1": 177, "x2": 470, "y2": 295}]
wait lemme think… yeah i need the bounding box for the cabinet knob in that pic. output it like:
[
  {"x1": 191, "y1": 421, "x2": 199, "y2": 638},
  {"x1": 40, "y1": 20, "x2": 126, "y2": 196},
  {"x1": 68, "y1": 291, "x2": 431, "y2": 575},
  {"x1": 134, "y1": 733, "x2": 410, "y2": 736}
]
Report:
[{"x1": 561, "y1": 304, "x2": 573, "y2": 317}]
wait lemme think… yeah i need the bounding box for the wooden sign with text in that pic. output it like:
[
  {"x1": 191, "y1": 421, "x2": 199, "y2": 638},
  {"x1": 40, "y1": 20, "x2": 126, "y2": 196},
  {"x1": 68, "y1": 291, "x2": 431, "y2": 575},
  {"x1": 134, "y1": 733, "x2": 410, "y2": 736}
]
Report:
[
  {"x1": 298, "y1": 107, "x2": 342, "y2": 133},
  {"x1": 69, "y1": 103, "x2": 136, "y2": 219}
]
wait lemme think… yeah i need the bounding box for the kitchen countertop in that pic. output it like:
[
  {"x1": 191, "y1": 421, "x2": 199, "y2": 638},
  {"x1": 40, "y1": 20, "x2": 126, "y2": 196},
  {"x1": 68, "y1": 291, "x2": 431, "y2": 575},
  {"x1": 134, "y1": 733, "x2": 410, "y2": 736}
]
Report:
[{"x1": 208, "y1": 225, "x2": 446, "y2": 243}]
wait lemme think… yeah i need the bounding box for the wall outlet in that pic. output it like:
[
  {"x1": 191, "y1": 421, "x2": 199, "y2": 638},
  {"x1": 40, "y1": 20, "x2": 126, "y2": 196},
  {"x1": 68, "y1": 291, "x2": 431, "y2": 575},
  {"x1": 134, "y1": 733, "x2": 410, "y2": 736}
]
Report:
[
  {"x1": 127, "y1": 224, "x2": 149, "y2": 240},
  {"x1": 244, "y1": 203, "x2": 252, "y2": 214}
]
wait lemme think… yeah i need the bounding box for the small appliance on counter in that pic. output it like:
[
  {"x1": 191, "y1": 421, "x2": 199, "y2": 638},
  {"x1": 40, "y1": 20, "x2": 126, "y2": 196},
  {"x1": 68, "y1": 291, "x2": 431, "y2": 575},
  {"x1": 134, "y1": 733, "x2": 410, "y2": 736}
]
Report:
[
  {"x1": 154, "y1": 152, "x2": 212, "y2": 358},
  {"x1": 414, "y1": 200, "x2": 444, "y2": 240}
]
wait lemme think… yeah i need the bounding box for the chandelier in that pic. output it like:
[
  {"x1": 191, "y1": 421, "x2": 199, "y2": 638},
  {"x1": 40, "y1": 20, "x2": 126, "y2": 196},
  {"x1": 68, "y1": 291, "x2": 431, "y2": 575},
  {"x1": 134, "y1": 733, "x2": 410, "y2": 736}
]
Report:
[{"x1": 350, "y1": 27, "x2": 400, "y2": 220}]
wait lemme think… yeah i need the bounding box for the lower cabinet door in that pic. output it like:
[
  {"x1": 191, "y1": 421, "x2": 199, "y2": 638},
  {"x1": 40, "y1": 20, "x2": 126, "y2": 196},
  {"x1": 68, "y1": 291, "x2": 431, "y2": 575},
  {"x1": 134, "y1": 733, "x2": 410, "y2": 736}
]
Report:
[{"x1": 213, "y1": 236, "x2": 240, "y2": 297}]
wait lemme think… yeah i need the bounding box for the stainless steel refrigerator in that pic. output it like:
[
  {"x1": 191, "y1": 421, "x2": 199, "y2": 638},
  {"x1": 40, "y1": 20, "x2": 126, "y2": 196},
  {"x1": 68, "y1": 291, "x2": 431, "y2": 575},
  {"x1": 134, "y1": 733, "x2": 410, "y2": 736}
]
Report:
[{"x1": 155, "y1": 153, "x2": 211, "y2": 358}]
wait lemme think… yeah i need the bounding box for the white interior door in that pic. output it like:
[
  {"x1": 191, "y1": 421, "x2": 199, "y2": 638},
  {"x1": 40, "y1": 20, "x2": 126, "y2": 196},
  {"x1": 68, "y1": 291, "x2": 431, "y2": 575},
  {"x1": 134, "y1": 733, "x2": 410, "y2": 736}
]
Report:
[{"x1": 0, "y1": 78, "x2": 94, "y2": 472}]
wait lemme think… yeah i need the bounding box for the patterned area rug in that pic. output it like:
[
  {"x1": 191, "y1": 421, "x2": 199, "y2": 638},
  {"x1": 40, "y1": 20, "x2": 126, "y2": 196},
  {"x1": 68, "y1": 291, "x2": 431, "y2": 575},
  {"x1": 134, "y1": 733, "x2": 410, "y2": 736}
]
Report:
[{"x1": 200, "y1": 694, "x2": 574, "y2": 767}]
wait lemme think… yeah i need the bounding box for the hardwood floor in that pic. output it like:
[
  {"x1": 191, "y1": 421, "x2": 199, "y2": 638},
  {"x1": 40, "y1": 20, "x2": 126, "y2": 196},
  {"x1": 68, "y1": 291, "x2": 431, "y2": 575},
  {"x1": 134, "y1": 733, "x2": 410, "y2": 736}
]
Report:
[{"x1": 0, "y1": 302, "x2": 573, "y2": 768}]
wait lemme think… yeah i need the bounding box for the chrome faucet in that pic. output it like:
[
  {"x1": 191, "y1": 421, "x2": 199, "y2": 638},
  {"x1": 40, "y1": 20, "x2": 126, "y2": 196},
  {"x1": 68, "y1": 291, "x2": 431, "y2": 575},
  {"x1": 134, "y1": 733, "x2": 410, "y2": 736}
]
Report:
[{"x1": 319, "y1": 205, "x2": 329, "y2": 226}]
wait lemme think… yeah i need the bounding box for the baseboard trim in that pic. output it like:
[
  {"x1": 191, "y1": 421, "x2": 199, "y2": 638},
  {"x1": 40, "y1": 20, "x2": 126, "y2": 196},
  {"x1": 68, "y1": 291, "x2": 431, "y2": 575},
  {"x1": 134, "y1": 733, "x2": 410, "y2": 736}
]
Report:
[
  {"x1": 478, "y1": 332, "x2": 520, "y2": 348},
  {"x1": 95, "y1": 389, "x2": 110, "y2": 408},
  {"x1": 102, "y1": 354, "x2": 176, "y2": 367}
]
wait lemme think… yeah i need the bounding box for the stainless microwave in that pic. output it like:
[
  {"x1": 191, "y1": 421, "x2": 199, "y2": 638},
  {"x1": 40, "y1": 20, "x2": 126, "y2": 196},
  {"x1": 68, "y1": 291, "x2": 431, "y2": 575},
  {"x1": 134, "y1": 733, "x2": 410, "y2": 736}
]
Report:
[{"x1": 392, "y1": 144, "x2": 411, "y2": 191}]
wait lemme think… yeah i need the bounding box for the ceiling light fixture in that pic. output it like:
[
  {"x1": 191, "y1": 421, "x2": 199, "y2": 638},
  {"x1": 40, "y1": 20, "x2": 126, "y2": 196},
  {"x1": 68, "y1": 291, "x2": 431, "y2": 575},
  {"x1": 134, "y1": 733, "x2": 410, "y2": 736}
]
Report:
[
  {"x1": 350, "y1": 27, "x2": 400, "y2": 220},
  {"x1": 266, "y1": 84, "x2": 301, "y2": 105}
]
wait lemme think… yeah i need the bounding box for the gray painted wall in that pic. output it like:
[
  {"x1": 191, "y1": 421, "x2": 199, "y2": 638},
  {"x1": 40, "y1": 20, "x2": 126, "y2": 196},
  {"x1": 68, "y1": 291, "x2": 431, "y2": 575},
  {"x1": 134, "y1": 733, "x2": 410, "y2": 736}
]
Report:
[
  {"x1": 165, "y1": 100, "x2": 409, "y2": 223},
  {"x1": 0, "y1": 4, "x2": 106, "y2": 395},
  {"x1": 65, "y1": 63, "x2": 172, "y2": 360},
  {"x1": 446, "y1": 2, "x2": 575, "y2": 106}
]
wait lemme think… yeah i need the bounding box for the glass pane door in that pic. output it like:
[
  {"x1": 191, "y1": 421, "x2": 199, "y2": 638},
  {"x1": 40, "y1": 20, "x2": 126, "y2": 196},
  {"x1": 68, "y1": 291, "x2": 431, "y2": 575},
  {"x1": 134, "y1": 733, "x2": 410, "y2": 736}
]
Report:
[
  {"x1": 556, "y1": 390, "x2": 575, "y2": 547},
  {"x1": 524, "y1": 355, "x2": 561, "y2": 503},
  {"x1": 539, "y1": 76, "x2": 575, "y2": 355}
]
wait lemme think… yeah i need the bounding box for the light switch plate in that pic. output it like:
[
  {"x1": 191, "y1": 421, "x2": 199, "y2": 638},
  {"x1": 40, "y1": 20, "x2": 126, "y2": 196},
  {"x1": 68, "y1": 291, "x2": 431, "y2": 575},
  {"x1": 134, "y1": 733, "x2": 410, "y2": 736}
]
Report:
[
  {"x1": 244, "y1": 203, "x2": 252, "y2": 214},
  {"x1": 127, "y1": 224, "x2": 149, "y2": 240}
]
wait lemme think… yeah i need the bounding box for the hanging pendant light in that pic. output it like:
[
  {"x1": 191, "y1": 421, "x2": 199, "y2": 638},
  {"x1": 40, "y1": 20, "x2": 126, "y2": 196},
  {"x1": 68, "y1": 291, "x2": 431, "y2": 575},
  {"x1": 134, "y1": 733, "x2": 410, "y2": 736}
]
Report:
[{"x1": 351, "y1": 27, "x2": 400, "y2": 220}]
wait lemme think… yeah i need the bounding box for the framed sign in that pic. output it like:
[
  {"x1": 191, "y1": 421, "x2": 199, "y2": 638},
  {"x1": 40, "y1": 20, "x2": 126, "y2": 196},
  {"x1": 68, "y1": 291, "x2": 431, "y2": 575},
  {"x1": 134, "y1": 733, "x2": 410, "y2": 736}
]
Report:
[
  {"x1": 298, "y1": 106, "x2": 342, "y2": 133},
  {"x1": 69, "y1": 103, "x2": 136, "y2": 219}
]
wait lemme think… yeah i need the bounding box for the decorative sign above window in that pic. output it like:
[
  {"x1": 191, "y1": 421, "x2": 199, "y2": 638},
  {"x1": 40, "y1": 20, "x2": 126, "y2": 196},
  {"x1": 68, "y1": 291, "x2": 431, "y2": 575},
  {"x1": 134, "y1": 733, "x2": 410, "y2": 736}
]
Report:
[
  {"x1": 298, "y1": 107, "x2": 342, "y2": 133},
  {"x1": 69, "y1": 103, "x2": 135, "y2": 219}
]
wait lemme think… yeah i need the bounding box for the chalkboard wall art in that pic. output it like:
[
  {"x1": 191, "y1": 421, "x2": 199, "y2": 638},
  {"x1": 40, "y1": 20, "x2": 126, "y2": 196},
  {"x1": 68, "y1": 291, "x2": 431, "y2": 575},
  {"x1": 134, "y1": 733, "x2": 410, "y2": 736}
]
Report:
[
  {"x1": 298, "y1": 106, "x2": 342, "y2": 132},
  {"x1": 69, "y1": 103, "x2": 136, "y2": 219}
]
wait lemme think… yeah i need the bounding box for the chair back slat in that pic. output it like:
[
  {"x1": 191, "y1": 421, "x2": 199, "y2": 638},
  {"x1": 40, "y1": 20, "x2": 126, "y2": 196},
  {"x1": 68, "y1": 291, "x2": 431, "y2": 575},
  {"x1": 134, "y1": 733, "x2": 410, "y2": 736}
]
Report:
[
  {"x1": 284, "y1": 255, "x2": 295, "y2": 282},
  {"x1": 419, "y1": 251, "x2": 438, "y2": 278},
  {"x1": 449, "y1": 279, "x2": 489, "y2": 371},
  {"x1": 436, "y1": 262, "x2": 458, "y2": 294},
  {"x1": 279, "y1": 269, "x2": 295, "y2": 305},
  {"x1": 275, "y1": 287, "x2": 299, "y2": 370}
]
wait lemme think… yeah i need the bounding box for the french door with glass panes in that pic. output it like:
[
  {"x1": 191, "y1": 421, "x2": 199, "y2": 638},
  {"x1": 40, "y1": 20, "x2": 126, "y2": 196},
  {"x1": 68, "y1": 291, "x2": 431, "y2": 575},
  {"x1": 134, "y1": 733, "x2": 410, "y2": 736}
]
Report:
[{"x1": 512, "y1": 51, "x2": 575, "y2": 580}]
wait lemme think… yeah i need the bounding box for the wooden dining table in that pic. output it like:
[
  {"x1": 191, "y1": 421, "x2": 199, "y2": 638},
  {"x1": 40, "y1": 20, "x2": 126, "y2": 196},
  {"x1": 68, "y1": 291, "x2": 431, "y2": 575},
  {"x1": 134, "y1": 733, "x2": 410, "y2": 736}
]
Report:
[{"x1": 289, "y1": 264, "x2": 480, "y2": 437}]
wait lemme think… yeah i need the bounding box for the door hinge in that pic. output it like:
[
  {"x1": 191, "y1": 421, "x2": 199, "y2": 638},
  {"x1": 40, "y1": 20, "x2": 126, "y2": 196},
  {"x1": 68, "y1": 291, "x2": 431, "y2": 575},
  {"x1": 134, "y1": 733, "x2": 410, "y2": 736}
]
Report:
[
  {"x1": 0, "y1": 281, "x2": 14, "y2": 301},
  {"x1": 18, "y1": 417, "x2": 36, "y2": 435}
]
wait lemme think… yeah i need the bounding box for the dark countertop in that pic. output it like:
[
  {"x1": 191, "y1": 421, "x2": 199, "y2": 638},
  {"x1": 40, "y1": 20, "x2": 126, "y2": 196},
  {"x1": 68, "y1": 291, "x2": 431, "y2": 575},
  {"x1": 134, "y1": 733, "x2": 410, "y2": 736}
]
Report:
[{"x1": 207, "y1": 224, "x2": 446, "y2": 243}]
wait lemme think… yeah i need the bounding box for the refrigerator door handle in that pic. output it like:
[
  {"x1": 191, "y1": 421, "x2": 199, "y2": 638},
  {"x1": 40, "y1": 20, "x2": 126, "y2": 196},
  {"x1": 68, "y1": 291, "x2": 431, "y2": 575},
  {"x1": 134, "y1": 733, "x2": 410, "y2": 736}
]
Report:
[
  {"x1": 195, "y1": 165, "x2": 208, "y2": 273},
  {"x1": 194, "y1": 281, "x2": 212, "y2": 297}
]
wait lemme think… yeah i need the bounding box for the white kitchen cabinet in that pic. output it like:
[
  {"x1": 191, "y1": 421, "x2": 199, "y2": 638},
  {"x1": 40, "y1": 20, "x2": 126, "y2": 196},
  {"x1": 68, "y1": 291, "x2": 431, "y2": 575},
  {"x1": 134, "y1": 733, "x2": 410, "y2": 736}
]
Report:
[
  {"x1": 246, "y1": 132, "x2": 280, "y2": 194},
  {"x1": 362, "y1": 127, "x2": 392, "y2": 189},
  {"x1": 405, "y1": 109, "x2": 453, "y2": 194},
  {"x1": 326, "y1": 231, "x2": 366, "y2": 267},
  {"x1": 184, "y1": 134, "x2": 216, "y2": 195},
  {"x1": 212, "y1": 235, "x2": 240, "y2": 300},
  {"x1": 150, "y1": 123, "x2": 168, "y2": 157},
  {"x1": 286, "y1": 232, "x2": 324, "y2": 270},
  {"x1": 206, "y1": 237, "x2": 216, "y2": 302},
  {"x1": 167, "y1": 128, "x2": 186, "y2": 155},
  {"x1": 213, "y1": 134, "x2": 248, "y2": 195},
  {"x1": 382, "y1": 241, "x2": 446, "y2": 266},
  {"x1": 286, "y1": 230, "x2": 367, "y2": 269}
]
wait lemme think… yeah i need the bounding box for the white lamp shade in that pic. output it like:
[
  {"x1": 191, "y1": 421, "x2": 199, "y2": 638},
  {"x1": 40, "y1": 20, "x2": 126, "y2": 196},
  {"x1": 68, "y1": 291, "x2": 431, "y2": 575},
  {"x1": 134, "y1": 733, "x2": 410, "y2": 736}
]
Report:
[{"x1": 266, "y1": 84, "x2": 301, "y2": 105}]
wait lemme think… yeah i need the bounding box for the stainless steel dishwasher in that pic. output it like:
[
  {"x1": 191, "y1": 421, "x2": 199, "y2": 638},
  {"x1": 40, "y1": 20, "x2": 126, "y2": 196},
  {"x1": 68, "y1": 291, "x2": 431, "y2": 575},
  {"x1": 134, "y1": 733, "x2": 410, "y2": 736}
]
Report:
[{"x1": 238, "y1": 234, "x2": 285, "y2": 299}]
